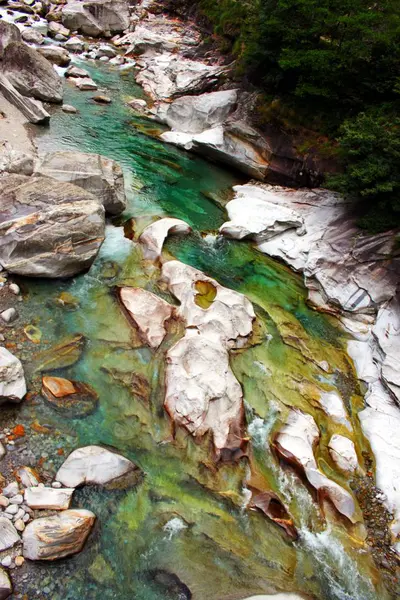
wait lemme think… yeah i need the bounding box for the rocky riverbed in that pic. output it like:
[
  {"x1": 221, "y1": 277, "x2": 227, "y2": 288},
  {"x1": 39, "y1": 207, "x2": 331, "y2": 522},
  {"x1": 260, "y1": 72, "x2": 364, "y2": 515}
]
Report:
[{"x1": 0, "y1": 0, "x2": 399, "y2": 599}]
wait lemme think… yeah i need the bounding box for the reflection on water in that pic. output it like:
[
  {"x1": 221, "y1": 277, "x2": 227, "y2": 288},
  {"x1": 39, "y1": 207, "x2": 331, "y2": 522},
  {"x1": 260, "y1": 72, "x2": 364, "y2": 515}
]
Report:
[{"x1": 8, "y1": 62, "x2": 391, "y2": 600}]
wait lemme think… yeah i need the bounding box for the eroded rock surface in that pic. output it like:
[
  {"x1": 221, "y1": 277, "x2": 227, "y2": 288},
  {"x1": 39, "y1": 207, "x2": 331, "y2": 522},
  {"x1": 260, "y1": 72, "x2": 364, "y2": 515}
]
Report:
[
  {"x1": 56, "y1": 445, "x2": 139, "y2": 488},
  {"x1": 0, "y1": 20, "x2": 21, "y2": 57},
  {"x1": 0, "y1": 347, "x2": 26, "y2": 404},
  {"x1": 0, "y1": 518, "x2": 20, "y2": 551},
  {"x1": 35, "y1": 151, "x2": 127, "y2": 215},
  {"x1": 139, "y1": 218, "x2": 192, "y2": 260},
  {"x1": 23, "y1": 509, "x2": 95, "y2": 560},
  {"x1": 119, "y1": 287, "x2": 174, "y2": 349},
  {"x1": 328, "y1": 435, "x2": 358, "y2": 473},
  {"x1": 61, "y1": 0, "x2": 130, "y2": 37},
  {"x1": 0, "y1": 174, "x2": 105, "y2": 278}
]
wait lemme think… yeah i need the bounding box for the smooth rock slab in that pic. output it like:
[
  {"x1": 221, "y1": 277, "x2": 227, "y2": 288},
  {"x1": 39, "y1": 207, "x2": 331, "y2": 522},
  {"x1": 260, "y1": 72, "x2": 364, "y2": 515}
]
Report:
[
  {"x1": 0, "y1": 174, "x2": 105, "y2": 278},
  {"x1": 119, "y1": 287, "x2": 174, "y2": 349},
  {"x1": 22, "y1": 509, "x2": 95, "y2": 560},
  {"x1": 35, "y1": 150, "x2": 126, "y2": 216},
  {"x1": 328, "y1": 435, "x2": 359, "y2": 473},
  {"x1": 0, "y1": 347, "x2": 26, "y2": 403},
  {"x1": 25, "y1": 487, "x2": 74, "y2": 510},
  {"x1": 0, "y1": 517, "x2": 20, "y2": 551},
  {"x1": 139, "y1": 218, "x2": 192, "y2": 260},
  {"x1": 56, "y1": 445, "x2": 138, "y2": 488}
]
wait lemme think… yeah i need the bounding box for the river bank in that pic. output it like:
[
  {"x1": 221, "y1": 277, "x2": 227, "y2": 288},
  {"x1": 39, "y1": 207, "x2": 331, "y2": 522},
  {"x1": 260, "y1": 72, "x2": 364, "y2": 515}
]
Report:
[{"x1": 0, "y1": 1, "x2": 399, "y2": 599}]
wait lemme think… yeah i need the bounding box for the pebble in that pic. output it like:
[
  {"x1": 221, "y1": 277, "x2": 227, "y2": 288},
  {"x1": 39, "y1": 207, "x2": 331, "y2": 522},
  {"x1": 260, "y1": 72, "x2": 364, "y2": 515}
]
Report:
[
  {"x1": 0, "y1": 308, "x2": 17, "y2": 323},
  {"x1": 0, "y1": 334, "x2": 4, "y2": 342},
  {"x1": 0, "y1": 495, "x2": 9, "y2": 508},
  {"x1": 9, "y1": 495, "x2": 23, "y2": 505},
  {"x1": 15, "y1": 556, "x2": 24, "y2": 567},
  {"x1": 9, "y1": 283, "x2": 20, "y2": 295},
  {"x1": 2, "y1": 513, "x2": 13, "y2": 520},
  {"x1": 51, "y1": 481, "x2": 62, "y2": 489},
  {"x1": 14, "y1": 508, "x2": 25, "y2": 521},
  {"x1": 5, "y1": 504, "x2": 18, "y2": 515},
  {"x1": 14, "y1": 519, "x2": 25, "y2": 532},
  {"x1": 1, "y1": 556, "x2": 12, "y2": 568},
  {"x1": 0, "y1": 443, "x2": 5, "y2": 460},
  {"x1": 22, "y1": 513, "x2": 30, "y2": 523},
  {"x1": 3, "y1": 482, "x2": 18, "y2": 498}
]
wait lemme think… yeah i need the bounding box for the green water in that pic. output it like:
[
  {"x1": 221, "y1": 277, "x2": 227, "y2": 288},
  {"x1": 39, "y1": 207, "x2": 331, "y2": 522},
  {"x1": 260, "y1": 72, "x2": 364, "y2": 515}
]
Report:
[{"x1": 11, "y1": 63, "x2": 392, "y2": 599}]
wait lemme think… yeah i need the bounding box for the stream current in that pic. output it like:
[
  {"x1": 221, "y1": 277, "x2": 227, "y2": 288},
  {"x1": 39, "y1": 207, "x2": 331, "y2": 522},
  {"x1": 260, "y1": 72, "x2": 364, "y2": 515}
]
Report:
[{"x1": 8, "y1": 61, "x2": 394, "y2": 600}]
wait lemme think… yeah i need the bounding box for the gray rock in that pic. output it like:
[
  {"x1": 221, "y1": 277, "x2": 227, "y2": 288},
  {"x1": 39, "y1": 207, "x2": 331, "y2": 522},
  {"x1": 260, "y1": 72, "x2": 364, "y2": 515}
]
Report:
[
  {"x1": 0, "y1": 21, "x2": 21, "y2": 58},
  {"x1": 71, "y1": 77, "x2": 97, "y2": 90},
  {"x1": 35, "y1": 151, "x2": 127, "y2": 215},
  {"x1": 56, "y1": 445, "x2": 138, "y2": 487},
  {"x1": 61, "y1": 0, "x2": 130, "y2": 37},
  {"x1": 2, "y1": 42, "x2": 63, "y2": 103},
  {"x1": 2, "y1": 483, "x2": 18, "y2": 499},
  {"x1": 96, "y1": 44, "x2": 116, "y2": 58},
  {"x1": 21, "y1": 28, "x2": 44, "y2": 45},
  {"x1": 0, "y1": 347, "x2": 26, "y2": 403},
  {"x1": 48, "y1": 21, "x2": 70, "y2": 39},
  {"x1": 0, "y1": 145, "x2": 34, "y2": 176},
  {"x1": 61, "y1": 104, "x2": 77, "y2": 113},
  {"x1": 0, "y1": 518, "x2": 20, "y2": 551},
  {"x1": 65, "y1": 65, "x2": 89, "y2": 78},
  {"x1": 64, "y1": 36, "x2": 86, "y2": 53},
  {"x1": 9, "y1": 495, "x2": 23, "y2": 505},
  {"x1": 0, "y1": 73, "x2": 50, "y2": 124},
  {"x1": 0, "y1": 309, "x2": 17, "y2": 324},
  {"x1": 4, "y1": 505, "x2": 18, "y2": 516},
  {"x1": 23, "y1": 509, "x2": 95, "y2": 560},
  {"x1": 0, "y1": 567, "x2": 11, "y2": 600},
  {"x1": 36, "y1": 45, "x2": 71, "y2": 66},
  {"x1": 0, "y1": 174, "x2": 105, "y2": 278}
]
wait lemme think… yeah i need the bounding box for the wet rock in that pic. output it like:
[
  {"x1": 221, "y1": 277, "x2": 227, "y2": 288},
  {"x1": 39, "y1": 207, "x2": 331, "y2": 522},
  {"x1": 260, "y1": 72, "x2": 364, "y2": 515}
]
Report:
[
  {"x1": 0, "y1": 567, "x2": 12, "y2": 599},
  {"x1": 139, "y1": 218, "x2": 192, "y2": 260},
  {"x1": 318, "y1": 391, "x2": 350, "y2": 429},
  {"x1": 65, "y1": 65, "x2": 89, "y2": 78},
  {"x1": 56, "y1": 445, "x2": 139, "y2": 488},
  {"x1": 0, "y1": 347, "x2": 26, "y2": 403},
  {"x1": 0, "y1": 308, "x2": 17, "y2": 323},
  {"x1": 0, "y1": 74, "x2": 50, "y2": 123},
  {"x1": 146, "y1": 570, "x2": 192, "y2": 600},
  {"x1": 119, "y1": 287, "x2": 174, "y2": 349},
  {"x1": 71, "y1": 76, "x2": 98, "y2": 90},
  {"x1": 95, "y1": 44, "x2": 116, "y2": 58},
  {"x1": 61, "y1": 0, "x2": 130, "y2": 37},
  {"x1": 25, "y1": 486, "x2": 74, "y2": 510},
  {"x1": 21, "y1": 28, "x2": 43, "y2": 44},
  {"x1": 92, "y1": 94, "x2": 111, "y2": 104},
  {"x1": 274, "y1": 409, "x2": 357, "y2": 523},
  {"x1": 328, "y1": 435, "x2": 359, "y2": 473},
  {"x1": 249, "y1": 490, "x2": 297, "y2": 540},
  {"x1": 41, "y1": 375, "x2": 98, "y2": 417},
  {"x1": 48, "y1": 20, "x2": 70, "y2": 39},
  {"x1": 61, "y1": 103, "x2": 77, "y2": 113},
  {"x1": 33, "y1": 334, "x2": 85, "y2": 371},
  {"x1": 127, "y1": 97, "x2": 147, "y2": 113},
  {"x1": 64, "y1": 36, "x2": 86, "y2": 52},
  {"x1": 0, "y1": 21, "x2": 21, "y2": 57},
  {"x1": 2, "y1": 42, "x2": 63, "y2": 103},
  {"x1": 0, "y1": 517, "x2": 20, "y2": 551},
  {"x1": 36, "y1": 45, "x2": 71, "y2": 66},
  {"x1": 35, "y1": 150, "x2": 126, "y2": 215},
  {"x1": 0, "y1": 174, "x2": 105, "y2": 278},
  {"x1": 158, "y1": 89, "x2": 238, "y2": 135},
  {"x1": 22, "y1": 509, "x2": 95, "y2": 560}
]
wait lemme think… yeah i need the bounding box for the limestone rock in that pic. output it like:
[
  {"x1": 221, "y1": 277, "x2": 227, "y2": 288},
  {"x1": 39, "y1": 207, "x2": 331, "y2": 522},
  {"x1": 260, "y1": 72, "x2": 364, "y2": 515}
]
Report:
[
  {"x1": 274, "y1": 409, "x2": 357, "y2": 522},
  {"x1": 328, "y1": 435, "x2": 358, "y2": 473},
  {"x1": 0, "y1": 567, "x2": 11, "y2": 600},
  {"x1": 158, "y1": 90, "x2": 238, "y2": 135},
  {"x1": 35, "y1": 151, "x2": 126, "y2": 215},
  {"x1": 139, "y1": 218, "x2": 192, "y2": 260},
  {"x1": 0, "y1": 73, "x2": 50, "y2": 124},
  {"x1": 22, "y1": 509, "x2": 95, "y2": 560},
  {"x1": 36, "y1": 45, "x2": 71, "y2": 66},
  {"x1": 119, "y1": 287, "x2": 174, "y2": 349},
  {"x1": 0, "y1": 347, "x2": 26, "y2": 403},
  {"x1": 65, "y1": 65, "x2": 89, "y2": 78},
  {"x1": 56, "y1": 445, "x2": 139, "y2": 488},
  {"x1": 25, "y1": 486, "x2": 74, "y2": 510},
  {"x1": 0, "y1": 20, "x2": 21, "y2": 57},
  {"x1": 0, "y1": 517, "x2": 20, "y2": 551},
  {"x1": 0, "y1": 174, "x2": 105, "y2": 278},
  {"x1": 61, "y1": 0, "x2": 130, "y2": 37},
  {"x1": 71, "y1": 77, "x2": 97, "y2": 90},
  {"x1": 2, "y1": 41, "x2": 63, "y2": 103},
  {"x1": 21, "y1": 28, "x2": 44, "y2": 44}
]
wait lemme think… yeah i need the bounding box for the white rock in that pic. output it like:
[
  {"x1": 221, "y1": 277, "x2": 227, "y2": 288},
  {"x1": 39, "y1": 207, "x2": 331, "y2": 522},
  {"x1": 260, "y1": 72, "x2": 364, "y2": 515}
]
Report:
[
  {"x1": 4, "y1": 506, "x2": 18, "y2": 516},
  {"x1": 9, "y1": 495, "x2": 23, "y2": 505},
  {"x1": 8, "y1": 283, "x2": 19, "y2": 295},
  {"x1": 0, "y1": 567, "x2": 11, "y2": 599},
  {"x1": 16, "y1": 467, "x2": 40, "y2": 488},
  {"x1": 0, "y1": 558, "x2": 11, "y2": 569},
  {"x1": 139, "y1": 218, "x2": 192, "y2": 260},
  {"x1": 2, "y1": 483, "x2": 18, "y2": 499},
  {"x1": 56, "y1": 445, "x2": 137, "y2": 488},
  {"x1": 274, "y1": 409, "x2": 356, "y2": 522},
  {"x1": 328, "y1": 435, "x2": 359, "y2": 472},
  {"x1": 64, "y1": 36, "x2": 86, "y2": 53},
  {"x1": 0, "y1": 518, "x2": 20, "y2": 551},
  {"x1": 119, "y1": 287, "x2": 173, "y2": 349},
  {"x1": 0, "y1": 348, "x2": 26, "y2": 404},
  {"x1": 72, "y1": 77, "x2": 98, "y2": 91},
  {"x1": 24, "y1": 487, "x2": 74, "y2": 510},
  {"x1": 51, "y1": 481, "x2": 62, "y2": 489},
  {"x1": 0, "y1": 309, "x2": 17, "y2": 324},
  {"x1": 22, "y1": 509, "x2": 95, "y2": 560}
]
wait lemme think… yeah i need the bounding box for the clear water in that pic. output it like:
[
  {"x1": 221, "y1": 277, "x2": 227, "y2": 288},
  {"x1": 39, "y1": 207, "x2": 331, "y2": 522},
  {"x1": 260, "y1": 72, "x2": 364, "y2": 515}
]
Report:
[{"x1": 10, "y1": 62, "x2": 391, "y2": 600}]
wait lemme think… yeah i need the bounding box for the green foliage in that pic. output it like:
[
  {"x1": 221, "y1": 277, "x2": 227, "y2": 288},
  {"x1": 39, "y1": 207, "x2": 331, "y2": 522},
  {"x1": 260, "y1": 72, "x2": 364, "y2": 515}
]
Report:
[{"x1": 192, "y1": 0, "x2": 400, "y2": 231}]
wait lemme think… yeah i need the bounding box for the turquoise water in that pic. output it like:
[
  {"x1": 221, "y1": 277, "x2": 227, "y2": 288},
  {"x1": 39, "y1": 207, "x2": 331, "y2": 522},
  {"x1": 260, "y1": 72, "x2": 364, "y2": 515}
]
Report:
[{"x1": 10, "y1": 62, "x2": 392, "y2": 600}]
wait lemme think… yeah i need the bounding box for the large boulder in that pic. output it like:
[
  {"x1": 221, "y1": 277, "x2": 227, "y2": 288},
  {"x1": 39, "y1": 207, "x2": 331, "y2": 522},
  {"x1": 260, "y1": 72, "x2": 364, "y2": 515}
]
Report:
[
  {"x1": 22, "y1": 509, "x2": 95, "y2": 560},
  {"x1": 35, "y1": 151, "x2": 127, "y2": 215},
  {"x1": 274, "y1": 409, "x2": 357, "y2": 523},
  {"x1": 158, "y1": 90, "x2": 238, "y2": 135},
  {"x1": 36, "y1": 45, "x2": 71, "y2": 67},
  {"x1": 61, "y1": 0, "x2": 130, "y2": 37},
  {"x1": 119, "y1": 287, "x2": 174, "y2": 349},
  {"x1": 0, "y1": 174, "x2": 105, "y2": 278},
  {"x1": 2, "y1": 41, "x2": 63, "y2": 103},
  {"x1": 0, "y1": 20, "x2": 21, "y2": 57},
  {"x1": 0, "y1": 73, "x2": 50, "y2": 124},
  {"x1": 56, "y1": 445, "x2": 139, "y2": 488},
  {"x1": 139, "y1": 218, "x2": 192, "y2": 260},
  {"x1": 0, "y1": 347, "x2": 26, "y2": 404}
]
